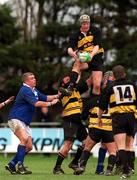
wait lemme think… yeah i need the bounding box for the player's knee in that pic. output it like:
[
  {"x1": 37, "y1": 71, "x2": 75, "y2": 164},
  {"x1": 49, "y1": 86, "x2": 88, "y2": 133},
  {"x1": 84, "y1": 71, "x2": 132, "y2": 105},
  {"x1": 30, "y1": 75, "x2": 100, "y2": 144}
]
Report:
[
  {"x1": 20, "y1": 136, "x2": 29, "y2": 146},
  {"x1": 26, "y1": 145, "x2": 33, "y2": 152},
  {"x1": 85, "y1": 146, "x2": 92, "y2": 151}
]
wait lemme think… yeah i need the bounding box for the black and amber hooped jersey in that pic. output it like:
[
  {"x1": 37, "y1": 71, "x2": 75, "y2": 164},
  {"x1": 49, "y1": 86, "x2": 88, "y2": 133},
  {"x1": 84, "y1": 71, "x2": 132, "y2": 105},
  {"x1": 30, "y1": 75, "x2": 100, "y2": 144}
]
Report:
[
  {"x1": 134, "y1": 110, "x2": 137, "y2": 120},
  {"x1": 88, "y1": 97, "x2": 112, "y2": 131},
  {"x1": 61, "y1": 89, "x2": 83, "y2": 117},
  {"x1": 68, "y1": 26, "x2": 104, "y2": 54},
  {"x1": 99, "y1": 79, "x2": 137, "y2": 115}
]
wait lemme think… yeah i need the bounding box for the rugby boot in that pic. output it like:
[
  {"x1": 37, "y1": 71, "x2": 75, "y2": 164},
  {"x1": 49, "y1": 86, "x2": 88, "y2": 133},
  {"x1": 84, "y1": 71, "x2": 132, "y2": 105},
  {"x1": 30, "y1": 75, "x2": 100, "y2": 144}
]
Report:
[
  {"x1": 53, "y1": 166, "x2": 65, "y2": 175},
  {"x1": 5, "y1": 164, "x2": 17, "y2": 175}
]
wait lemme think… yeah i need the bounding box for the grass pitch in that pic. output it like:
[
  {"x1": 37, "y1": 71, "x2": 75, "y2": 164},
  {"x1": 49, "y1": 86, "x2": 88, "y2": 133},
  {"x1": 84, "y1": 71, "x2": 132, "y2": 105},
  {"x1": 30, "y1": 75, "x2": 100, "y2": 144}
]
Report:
[{"x1": 0, "y1": 154, "x2": 137, "y2": 180}]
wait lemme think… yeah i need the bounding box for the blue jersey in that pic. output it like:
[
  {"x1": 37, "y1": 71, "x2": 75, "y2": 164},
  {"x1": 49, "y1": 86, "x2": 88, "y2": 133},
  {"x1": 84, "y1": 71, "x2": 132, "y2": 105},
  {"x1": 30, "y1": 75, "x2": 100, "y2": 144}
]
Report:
[{"x1": 8, "y1": 85, "x2": 47, "y2": 125}]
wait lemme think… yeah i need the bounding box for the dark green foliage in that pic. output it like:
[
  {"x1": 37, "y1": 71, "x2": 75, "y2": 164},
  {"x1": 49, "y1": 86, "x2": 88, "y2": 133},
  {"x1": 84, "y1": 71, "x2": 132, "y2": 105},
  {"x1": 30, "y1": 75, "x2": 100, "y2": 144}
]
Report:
[
  {"x1": 0, "y1": 0, "x2": 137, "y2": 121},
  {"x1": 0, "y1": 5, "x2": 20, "y2": 44}
]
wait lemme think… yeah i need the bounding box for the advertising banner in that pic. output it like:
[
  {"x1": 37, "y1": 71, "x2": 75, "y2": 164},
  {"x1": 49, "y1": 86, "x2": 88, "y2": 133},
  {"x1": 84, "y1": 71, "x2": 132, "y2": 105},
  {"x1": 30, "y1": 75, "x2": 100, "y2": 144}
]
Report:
[{"x1": 0, "y1": 128, "x2": 137, "y2": 157}]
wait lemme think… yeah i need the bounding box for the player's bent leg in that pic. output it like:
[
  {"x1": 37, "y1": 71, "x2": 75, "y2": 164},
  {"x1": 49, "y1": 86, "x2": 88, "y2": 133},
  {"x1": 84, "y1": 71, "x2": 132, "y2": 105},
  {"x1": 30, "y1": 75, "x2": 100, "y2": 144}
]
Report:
[
  {"x1": 68, "y1": 145, "x2": 84, "y2": 171},
  {"x1": 15, "y1": 129, "x2": 32, "y2": 174},
  {"x1": 65, "y1": 61, "x2": 81, "y2": 94},
  {"x1": 20, "y1": 136, "x2": 33, "y2": 174},
  {"x1": 61, "y1": 61, "x2": 88, "y2": 96},
  {"x1": 92, "y1": 71, "x2": 102, "y2": 95},
  {"x1": 5, "y1": 127, "x2": 28, "y2": 175},
  {"x1": 74, "y1": 136, "x2": 96, "y2": 175}
]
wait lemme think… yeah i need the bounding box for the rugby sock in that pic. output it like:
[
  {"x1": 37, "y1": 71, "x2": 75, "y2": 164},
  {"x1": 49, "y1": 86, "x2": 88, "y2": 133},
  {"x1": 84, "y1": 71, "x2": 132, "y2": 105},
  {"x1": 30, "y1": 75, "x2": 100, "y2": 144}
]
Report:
[
  {"x1": 118, "y1": 149, "x2": 129, "y2": 174},
  {"x1": 96, "y1": 147, "x2": 107, "y2": 173},
  {"x1": 16, "y1": 144, "x2": 26, "y2": 165},
  {"x1": 8, "y1": 148, "x2": 29, "y2": 167},
  {"x1": 70, "y1": 145, "x2": 84, "y2": 165},
  {"x1": 131, "y1": 151, "x2": 135, "y2": 170},
  {"x1": 126, "y1": 151, "x2": 135, "y2": 170},
  {"x1": 54, "y1": 152, "x2": 65, "y2": 168},
  {"x1": 115, "y1": 151, "x2": 121, "y2": 167},
  {"x1": 79, "y1": 150, "x2": 90, "y2": 167},
  {"x1": 25, "y1": 148, "x2": 29, "y2": 155},
  {"x1": 107, "y1": 154, "x2": 116, "y2": 171},
  {"x1": 9, "y1": 154, "x2": 18, "y2": 167}
]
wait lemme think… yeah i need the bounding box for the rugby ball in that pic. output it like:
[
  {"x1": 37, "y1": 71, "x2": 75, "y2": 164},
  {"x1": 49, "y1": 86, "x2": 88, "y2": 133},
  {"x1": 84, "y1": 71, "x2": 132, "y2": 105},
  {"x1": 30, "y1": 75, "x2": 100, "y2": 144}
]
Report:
[{"x1": 78, "y1": 52, "x2": 91, "y2": 63}]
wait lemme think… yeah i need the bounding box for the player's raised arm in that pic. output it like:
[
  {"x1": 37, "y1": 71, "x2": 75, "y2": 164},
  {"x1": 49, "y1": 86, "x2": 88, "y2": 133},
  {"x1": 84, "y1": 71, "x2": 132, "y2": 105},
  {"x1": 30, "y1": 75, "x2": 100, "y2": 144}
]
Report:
[{"x1": 0, "y1": 96, "x2": 14, "y2": 109}]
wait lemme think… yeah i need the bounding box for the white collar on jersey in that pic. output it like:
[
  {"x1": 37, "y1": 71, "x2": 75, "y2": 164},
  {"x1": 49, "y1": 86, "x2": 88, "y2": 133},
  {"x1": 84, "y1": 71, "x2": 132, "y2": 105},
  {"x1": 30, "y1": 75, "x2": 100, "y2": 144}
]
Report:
[
  {"x1": 23, "y1": 83, "x2": 38, "y2": 98},
  {"x1": 81, "y1": 31, "x2": 87, "y2": 37},
  {"x1": 23, "y1": 83, "x2": 35, "y2": 90}
]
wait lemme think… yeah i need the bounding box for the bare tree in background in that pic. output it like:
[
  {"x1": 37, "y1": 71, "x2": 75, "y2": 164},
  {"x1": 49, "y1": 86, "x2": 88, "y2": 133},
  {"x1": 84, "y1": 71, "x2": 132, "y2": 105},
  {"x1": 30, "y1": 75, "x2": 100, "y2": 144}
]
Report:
[
  {"x1": 9, "y1": 0, "x2": 76, "y2": 42},
  {"x1": 10, "y1": 0, "x2": 38, "y2": 41}
]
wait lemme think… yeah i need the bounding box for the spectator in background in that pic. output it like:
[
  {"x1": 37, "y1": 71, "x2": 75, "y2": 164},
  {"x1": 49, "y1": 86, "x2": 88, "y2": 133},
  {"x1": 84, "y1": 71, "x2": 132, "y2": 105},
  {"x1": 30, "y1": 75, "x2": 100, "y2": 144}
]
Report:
[
  {"x1": 40, "y1": 107, "x2": 51, "y2": 122},
  {"x1": 5, "y1": 72, "x2": 59, "y2": 175},
  {"x1": 35, "y1": 106, "x2": 52, "y2": 124}
]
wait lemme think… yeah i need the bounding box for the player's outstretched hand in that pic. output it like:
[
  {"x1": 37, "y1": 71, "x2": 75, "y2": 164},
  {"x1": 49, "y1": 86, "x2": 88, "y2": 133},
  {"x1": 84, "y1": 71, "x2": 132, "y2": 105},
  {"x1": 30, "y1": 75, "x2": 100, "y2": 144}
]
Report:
[
  {"x1": 51, "y1": 98, "x2": 59, "y2": 105},
  {"x1": 5, "y1": 96, "x2": 15, "y2": 105},
  {"x1": 71, "y1": 51, "x2": 78, "y2": 61}
]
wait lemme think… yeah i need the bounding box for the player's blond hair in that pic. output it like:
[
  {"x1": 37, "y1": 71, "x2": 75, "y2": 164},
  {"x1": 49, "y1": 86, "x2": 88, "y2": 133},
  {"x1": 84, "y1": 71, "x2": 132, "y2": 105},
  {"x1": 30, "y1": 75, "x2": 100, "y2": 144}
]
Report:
[{"x1": 22, "y1": 72, "x2": 34, "y2": 82}]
